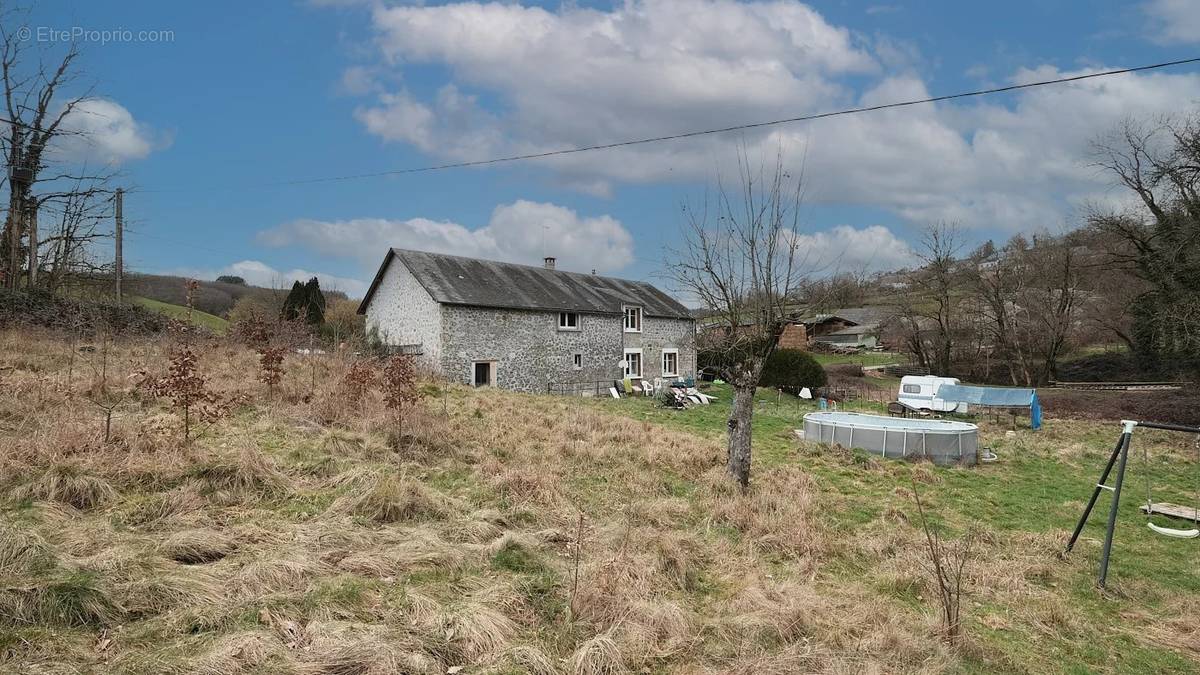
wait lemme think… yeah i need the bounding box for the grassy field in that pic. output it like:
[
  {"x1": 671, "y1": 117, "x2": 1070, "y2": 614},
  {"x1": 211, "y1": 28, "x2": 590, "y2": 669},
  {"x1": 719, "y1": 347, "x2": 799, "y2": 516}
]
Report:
[
  {"x1": 588, "y1": 384, "x2": 1200, "y2": 671},
  {"x1": 809, "y1": 351, "x2": 905, "y2": 368},
  {"x1": 1, "y1": 329, "x2": 1197, "y2": 673},
  {"x1": 132, "y1": 296, "x2": 230, "y2": 334}
]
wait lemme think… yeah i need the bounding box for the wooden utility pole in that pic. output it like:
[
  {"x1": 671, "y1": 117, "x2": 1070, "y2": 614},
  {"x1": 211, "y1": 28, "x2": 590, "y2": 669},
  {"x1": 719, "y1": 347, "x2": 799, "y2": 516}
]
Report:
[
  {"x1": 114, "y1": 188, "x2": 124, "y2": 303},
  {"x1": 3, "y1": 203, "x2": 17, "y2": 290},
  {"x1": 26, "y1": 201, "x2": 37, "y2": 288}
]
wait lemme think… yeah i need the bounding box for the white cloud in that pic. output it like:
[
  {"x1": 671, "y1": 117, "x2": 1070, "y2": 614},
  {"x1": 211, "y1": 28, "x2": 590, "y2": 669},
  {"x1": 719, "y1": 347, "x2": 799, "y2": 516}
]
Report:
[
  {"x1": 789, "y1": 224, "x2": 918, "y2": 274},
  {"x1": 1143, "y1": 0, "x2": 1200, "y2": 45},
  {"x1": 174, "y1": 260, "x2": 369, "y2": 298},
  {"x1": 336, "y1": 0, "x2": 1200, "y2": 233},
  {"x1": 259, "y1": 199, "x2": 636, "y2": 275},
  {"x1": 53, "y1": 98, "x2": 164, "y2": 164}
]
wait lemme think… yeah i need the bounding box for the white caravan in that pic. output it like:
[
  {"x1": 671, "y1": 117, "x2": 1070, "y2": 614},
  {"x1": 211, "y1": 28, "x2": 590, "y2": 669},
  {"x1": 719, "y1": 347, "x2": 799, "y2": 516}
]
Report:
[{"x1": 898, "y1": 375, "x2": 967, "y2": 413}]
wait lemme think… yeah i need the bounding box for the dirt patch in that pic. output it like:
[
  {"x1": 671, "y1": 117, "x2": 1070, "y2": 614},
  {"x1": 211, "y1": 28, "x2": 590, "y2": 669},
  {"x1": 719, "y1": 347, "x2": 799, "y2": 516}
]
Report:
[{"x1": 1039, "y1": 387, "x2": 1200, "y2": 426}]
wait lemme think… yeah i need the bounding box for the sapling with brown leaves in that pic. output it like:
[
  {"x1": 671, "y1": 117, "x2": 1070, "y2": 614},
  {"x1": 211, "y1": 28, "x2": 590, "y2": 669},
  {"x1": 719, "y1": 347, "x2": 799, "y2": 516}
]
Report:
[
  {"x1": 380, "y1": 353, "x2": 421, "y2": 442},
  {"x1": 139, "y1": 280, "x2": 233, "y2": 441},
  {"x1": 341, "y1": 358, "x2": 376, "y2": 404},
  {"x1": 233, "y1": 311, "x2": 307, "y2": 396}
]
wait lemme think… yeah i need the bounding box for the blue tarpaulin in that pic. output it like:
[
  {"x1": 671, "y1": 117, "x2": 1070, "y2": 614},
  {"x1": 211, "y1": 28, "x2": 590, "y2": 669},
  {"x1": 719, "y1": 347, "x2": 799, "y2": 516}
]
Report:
[{"x1": 935, "y1": 384, "x2": 1042, "y2": 430}]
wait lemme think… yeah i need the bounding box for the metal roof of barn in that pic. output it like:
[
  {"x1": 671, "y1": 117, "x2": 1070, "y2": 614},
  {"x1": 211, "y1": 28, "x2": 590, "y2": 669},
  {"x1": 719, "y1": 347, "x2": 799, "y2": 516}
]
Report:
[{"x1": 358, "y1": 248, "x2": 693, "y2": 319}]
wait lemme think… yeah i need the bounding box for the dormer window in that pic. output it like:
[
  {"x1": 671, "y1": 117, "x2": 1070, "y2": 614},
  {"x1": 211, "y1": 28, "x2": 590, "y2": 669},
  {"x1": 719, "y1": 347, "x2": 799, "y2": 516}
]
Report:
[
  {"x1": 623, "y1": 306, "x2": 642, "y2": 333},
  {"x1": 558, "y1": 312, "x2": 579, "y2": 331}
]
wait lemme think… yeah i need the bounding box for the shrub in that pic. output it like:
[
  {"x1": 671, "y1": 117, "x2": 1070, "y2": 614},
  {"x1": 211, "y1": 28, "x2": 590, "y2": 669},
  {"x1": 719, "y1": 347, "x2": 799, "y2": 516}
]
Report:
[
  {"x1": 760, "y1": 349, "x2": 826, "y2": 393},
  {"x1": 0, "y1": 289, "x2": 164, "y2": 334}
]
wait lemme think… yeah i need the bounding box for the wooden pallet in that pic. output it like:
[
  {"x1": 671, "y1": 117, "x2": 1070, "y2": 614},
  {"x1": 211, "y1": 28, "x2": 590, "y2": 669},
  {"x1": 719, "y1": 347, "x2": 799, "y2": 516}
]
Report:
[{"x1": 1141, "y1": 502, "x2": 1200, "y2": 521}]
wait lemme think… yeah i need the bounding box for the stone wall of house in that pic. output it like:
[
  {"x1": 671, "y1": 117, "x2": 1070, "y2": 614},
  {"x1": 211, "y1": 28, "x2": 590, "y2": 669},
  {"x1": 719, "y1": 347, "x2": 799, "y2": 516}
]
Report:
[
  {"x1": 363, "y1": 257, "x2": 442, "y2": 368},
  {"x1": 621, "y1": 315, "x2": 698, "y2": 382},
  {"x1": 440, "y1": 306, "x2": 625, "y2": 393}
]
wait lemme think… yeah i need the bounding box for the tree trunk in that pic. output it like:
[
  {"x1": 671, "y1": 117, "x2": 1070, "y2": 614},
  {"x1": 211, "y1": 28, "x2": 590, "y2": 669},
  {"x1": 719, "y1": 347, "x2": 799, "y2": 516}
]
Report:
[{"x1": 726, "y1": 383, "x2": 755, "y2": 488}]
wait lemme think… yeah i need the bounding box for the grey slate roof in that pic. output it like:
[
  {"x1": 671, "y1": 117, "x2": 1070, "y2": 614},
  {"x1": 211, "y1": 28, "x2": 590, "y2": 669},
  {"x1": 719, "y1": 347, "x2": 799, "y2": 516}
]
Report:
[
  {"x1": 359, "y1": 248, "x2": 693, "y2": 319},
  {"x1": 823, "y1": 322, "x2": 880, "y2": 336},
  {"x1": 798, "y1": 306, "x2": 884, "y2": 326}
]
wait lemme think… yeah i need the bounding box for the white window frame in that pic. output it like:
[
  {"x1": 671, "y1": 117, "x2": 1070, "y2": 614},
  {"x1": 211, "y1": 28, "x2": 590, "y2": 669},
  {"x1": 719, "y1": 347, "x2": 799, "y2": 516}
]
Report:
[
  {"x1": 661, "y1": 348, "x2": 679, "y2": 377},
  {"x1": 573, "y1": 353, "x2": 583, "y2": 370},
  {"x1": 558, "y1": 311, "x2": 580, "y2": 331},
  {"x1": 623, "y1": 348, "x2": 643, "y2": 379},
  {"x1": 623, "y1": 306, "x2": 642, "y2": 333},
  {"x1": 471, "y1": 361, "x2": 497, "y2": 388}
]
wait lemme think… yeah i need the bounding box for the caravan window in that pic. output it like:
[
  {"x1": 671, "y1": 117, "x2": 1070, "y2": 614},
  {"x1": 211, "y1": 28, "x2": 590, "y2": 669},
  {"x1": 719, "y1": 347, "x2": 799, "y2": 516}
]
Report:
[{"x1": 902, "y1": 384, "x2": 922, "y2": 394}]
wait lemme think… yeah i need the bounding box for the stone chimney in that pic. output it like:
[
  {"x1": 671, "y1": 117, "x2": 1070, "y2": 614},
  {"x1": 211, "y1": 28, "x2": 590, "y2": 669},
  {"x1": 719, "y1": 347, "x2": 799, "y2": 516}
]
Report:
[{"x1": 544, "y1": 256, "x2": 556, "y2": 270}]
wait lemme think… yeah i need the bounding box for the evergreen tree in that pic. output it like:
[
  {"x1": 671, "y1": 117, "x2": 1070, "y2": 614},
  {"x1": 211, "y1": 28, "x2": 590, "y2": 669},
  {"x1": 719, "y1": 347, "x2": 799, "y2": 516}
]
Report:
[
  {"x1": 282, "y1": 280, "x2": 306, "y2": 321},
  {"x1": 303, "y1": 277, "x2": 326, "y2": 325}
]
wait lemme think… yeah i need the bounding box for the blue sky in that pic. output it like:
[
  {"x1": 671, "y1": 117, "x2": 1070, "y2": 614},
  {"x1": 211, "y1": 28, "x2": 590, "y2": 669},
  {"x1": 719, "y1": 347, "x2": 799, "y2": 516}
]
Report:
[{"x1": 17, "y1": 0, "x2": 1200, "y2": 297}]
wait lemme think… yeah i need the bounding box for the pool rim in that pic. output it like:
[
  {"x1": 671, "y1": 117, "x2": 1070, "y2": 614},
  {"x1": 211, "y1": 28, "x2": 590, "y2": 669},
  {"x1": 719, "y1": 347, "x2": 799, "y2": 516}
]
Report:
[{"x1": 801, "y1": 411, "x2": 978, "y2": 434}]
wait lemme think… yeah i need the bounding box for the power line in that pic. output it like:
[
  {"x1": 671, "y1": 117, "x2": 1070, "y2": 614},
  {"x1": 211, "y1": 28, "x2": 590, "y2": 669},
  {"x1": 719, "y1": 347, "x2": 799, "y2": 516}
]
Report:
[
  {"x1": 5, "y1": 56, "x2": 1199, "y2": 192},
  {"x1": 265, "y1": 56, "x2": 1200, "y2": 187}
]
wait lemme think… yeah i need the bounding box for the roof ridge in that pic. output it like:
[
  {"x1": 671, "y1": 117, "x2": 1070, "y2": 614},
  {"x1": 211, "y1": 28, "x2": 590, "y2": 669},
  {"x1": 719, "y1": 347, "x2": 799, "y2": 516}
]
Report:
[{"x1": 391, "y1": 247, "x2": 654, "y2": 286}]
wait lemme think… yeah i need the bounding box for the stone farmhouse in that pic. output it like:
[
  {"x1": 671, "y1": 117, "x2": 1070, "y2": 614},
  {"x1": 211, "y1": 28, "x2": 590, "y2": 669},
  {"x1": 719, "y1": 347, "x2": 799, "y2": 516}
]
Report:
[{"x1": 357, "y1": 249, "x2": 697, "y2": 393}]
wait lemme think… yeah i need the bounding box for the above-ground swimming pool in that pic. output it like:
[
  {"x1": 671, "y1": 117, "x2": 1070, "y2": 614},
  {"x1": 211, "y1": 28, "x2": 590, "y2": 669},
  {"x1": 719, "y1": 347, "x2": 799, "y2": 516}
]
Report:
[{"x1": 802, "y1": 412, "x2": 979, "y2": 467}]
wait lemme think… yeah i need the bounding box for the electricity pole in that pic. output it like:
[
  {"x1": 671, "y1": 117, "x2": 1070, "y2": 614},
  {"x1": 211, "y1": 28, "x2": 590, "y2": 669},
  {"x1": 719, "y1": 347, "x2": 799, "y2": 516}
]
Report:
[
  {"x1": 26, "y1": 200, "x2": 37, "y2": 288},
  {"x1": 114, "y1": 188, "x2": 124, "y2": 303}
]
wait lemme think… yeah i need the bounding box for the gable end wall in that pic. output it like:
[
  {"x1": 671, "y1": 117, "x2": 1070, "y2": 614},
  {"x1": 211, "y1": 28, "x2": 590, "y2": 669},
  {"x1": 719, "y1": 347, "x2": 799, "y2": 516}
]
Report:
[{"x1": 364, "y1": 257, "x2": 442, "y2": 367}]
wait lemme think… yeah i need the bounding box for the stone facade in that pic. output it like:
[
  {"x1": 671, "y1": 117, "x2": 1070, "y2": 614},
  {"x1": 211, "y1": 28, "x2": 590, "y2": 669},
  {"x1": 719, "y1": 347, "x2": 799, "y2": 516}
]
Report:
[
  {"x1": 438, "y1": 305, "x2": 696, "y2": 393},
  {"x1": 362, "y1": 258, "x2": 442, "y2": 368},
  {"x1": 362, "y1": 256, "x2": 697, "y2": 394},
  {"x1": 621, "y1": 313, "x2": 697, "y2": 384},
  {"x1": 440, "y1": 306, "x2": 623, "y2": 392}
]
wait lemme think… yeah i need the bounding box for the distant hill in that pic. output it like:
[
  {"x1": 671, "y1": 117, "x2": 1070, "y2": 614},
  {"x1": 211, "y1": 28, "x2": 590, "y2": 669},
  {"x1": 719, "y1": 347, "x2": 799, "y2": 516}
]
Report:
[
  {"x1": 132, "y1": 296, "x2": 230, "y2": 334},
  {"x1": 126, "y1": 274, "x2": 348, "y2": 319}
]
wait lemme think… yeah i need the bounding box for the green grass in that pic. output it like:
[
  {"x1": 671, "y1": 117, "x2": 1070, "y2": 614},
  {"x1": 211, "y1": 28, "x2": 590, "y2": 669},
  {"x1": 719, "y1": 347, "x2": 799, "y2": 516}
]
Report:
[
  {"x1": 586, "y1": 383, "x2": 1200, "y2": 673},
  {"x1": 810, "y1": 351, "x2": 905, "y2": 367},
  {"x1": 132, "y1": 296, "x2": 229, "y2": 334}
]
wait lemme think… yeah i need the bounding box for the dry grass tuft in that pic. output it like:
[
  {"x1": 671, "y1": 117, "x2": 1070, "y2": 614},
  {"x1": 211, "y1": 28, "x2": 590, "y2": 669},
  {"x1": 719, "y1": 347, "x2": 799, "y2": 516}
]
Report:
[
  {"x1": 336, "y1": 529, "x2": 465, "y2": 577},
  {"x1": 492, "y1": 644, "x2": 561, "y2": 675},
  {"x1": 1133, "y1": 595, "x2": 1200, "y2": 657},
  {"x1": 158, "y1": 528, "x2": 237, "y2": 564},
  {"x1": 0, "y1": 568, "x2": 120, "y2": 628},
  {"x1": 332, "y1": 471, "x2": 454, "y2": 523},
  {"x1": 568, "y1": 630, "x2": 624, "y2": 675},
  {"x1": 700, "y1": 466, "x2": 823, "y2": 559},
  {"x1": 187, "y1": 630, "x2": 293, "y2": 675},
  {"x1": 124, "y1": 481, "x2": 207, "y2": 525},
  {"x1": 189, "y1": 445, "x2": 289, "y2": 497},
  {"x1": 299, "y1": 620, "x2": 441, "y2": 675},
  {"x1": 234, "y1": 552, "x2": 325, "y2": 597},
  {"x1": 0, "y1": 522, "x2": 55, "y2": 572},
  {"x1": 14, "y1": 463, "x2": 117, "y2": 510}
]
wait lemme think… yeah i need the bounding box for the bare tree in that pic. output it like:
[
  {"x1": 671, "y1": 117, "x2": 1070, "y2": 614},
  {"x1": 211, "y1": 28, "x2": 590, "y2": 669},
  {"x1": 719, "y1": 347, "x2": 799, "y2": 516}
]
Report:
[
  {"x1": 894, "y1": 224, "x2": 963, "y2": 376},
  {"x1": 1019, "y1": 240, "x2": 1083, "y2": 382},
  {"x1": 668, "y1": 147, "x2": 807, "y2": 488},
  {"x1": 1, "y1": 7, "x2": 110, "y2": 291},
  {"x1": 965, "y1": 236, "x2": 1031, "y2": 384},
  {"x1": 1089, "y1": 113, "x2": 1200, "y2": 373}
]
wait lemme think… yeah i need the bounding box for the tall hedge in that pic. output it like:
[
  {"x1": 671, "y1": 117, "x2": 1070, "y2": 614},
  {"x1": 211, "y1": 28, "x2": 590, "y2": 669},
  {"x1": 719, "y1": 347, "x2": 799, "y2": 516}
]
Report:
[{"x1": 760, "y1": 348, "x2": 826, "y2": 393}]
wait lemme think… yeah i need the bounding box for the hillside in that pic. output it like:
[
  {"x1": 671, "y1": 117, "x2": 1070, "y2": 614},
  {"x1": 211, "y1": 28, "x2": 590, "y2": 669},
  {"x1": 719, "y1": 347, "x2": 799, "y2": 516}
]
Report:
[
  {"x1": 133, "y1": 296, "x2": 231, "y2": 334},
  {"x1": 1, "y1": 328, "x2": 1198, "y2": 673},
  {"x1": 126, "y1": 274, "x2": 350, "y2": 320}
]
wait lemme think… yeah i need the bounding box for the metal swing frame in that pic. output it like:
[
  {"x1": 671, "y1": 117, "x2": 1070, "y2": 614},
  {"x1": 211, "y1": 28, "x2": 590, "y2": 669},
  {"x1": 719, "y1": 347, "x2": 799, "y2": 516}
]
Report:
[{"x1": 1064, "y1": 419, "x2": 1200, "y2": 588}]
